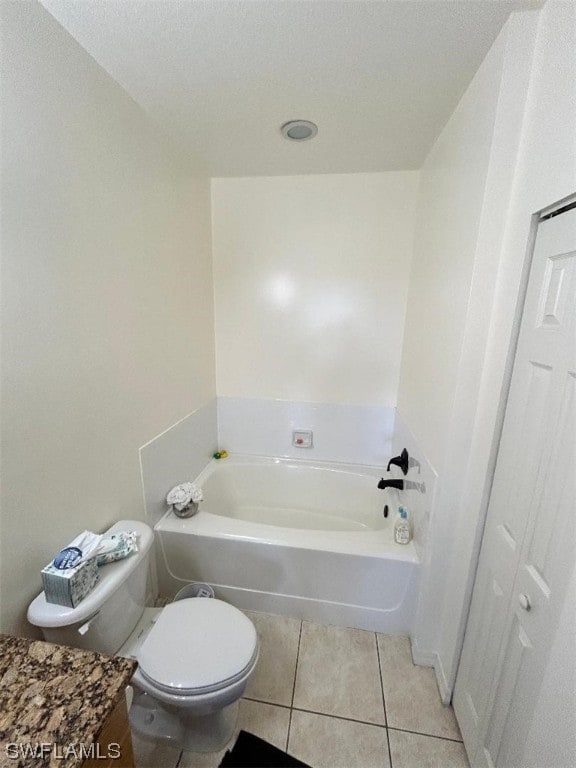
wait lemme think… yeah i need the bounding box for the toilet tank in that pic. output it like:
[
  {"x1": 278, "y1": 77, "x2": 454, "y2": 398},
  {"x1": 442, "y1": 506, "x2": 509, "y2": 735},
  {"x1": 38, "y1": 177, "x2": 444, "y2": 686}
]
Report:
[{"x1": 27, "y1": 520, "x2": 154, "y2": 656}]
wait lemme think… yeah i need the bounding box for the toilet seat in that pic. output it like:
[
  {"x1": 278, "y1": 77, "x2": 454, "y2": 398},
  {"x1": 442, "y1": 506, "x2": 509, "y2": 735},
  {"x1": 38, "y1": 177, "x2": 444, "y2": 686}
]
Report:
[{"x1": 137, "y1": 599, "x2": 258, "y2": 696}]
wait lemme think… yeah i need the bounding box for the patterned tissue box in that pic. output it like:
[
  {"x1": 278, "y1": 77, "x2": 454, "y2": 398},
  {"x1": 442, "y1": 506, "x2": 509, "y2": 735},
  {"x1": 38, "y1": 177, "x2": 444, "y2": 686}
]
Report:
[{"x1": 41, "y1": 557, "x2": 99, "y2": 608}]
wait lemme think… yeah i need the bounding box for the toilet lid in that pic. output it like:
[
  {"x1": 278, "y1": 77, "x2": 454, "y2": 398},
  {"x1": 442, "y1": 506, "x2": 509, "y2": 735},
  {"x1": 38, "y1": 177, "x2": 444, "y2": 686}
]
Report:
[{"x1": 137, "y1": 599, "x2": 258, "y2": 694}]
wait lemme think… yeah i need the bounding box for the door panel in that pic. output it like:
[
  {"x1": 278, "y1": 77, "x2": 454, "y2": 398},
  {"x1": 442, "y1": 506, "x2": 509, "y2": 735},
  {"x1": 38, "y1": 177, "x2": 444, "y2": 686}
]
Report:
[{"x1": 482, "y1": 614, "x2": 533, "y2": 768}]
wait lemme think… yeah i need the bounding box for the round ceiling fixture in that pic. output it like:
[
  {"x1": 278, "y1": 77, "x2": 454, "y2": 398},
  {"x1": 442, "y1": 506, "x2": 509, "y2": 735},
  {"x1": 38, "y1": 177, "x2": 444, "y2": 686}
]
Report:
[{"x1": 281, "y1": 120, "x2": 318, "y2": 142}]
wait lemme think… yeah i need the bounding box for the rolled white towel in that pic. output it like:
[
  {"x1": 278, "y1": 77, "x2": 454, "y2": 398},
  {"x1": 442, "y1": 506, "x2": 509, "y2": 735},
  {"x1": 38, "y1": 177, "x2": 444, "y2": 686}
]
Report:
[{"x1": 167, "y1": 482, "x2": 203, "y2": 511}]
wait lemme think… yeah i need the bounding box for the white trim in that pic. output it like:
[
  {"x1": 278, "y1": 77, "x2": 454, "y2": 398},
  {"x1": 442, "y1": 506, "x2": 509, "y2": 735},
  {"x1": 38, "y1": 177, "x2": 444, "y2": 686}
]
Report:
[
  {"x1": 538, "y1": 191, "x2": 576, "y2": 220},
  {"x1": 410, "y1": 638, "x2": 436, "y2": 668},
  {"x1": 139, "y1": 401, "x2": 214, "y2": 451},
  {"x1": 410, "y1": 639, "x2": 452, "y2": 705},
  {"x1": 434, "y1": 657, "x2": 452, "y2": 706}
]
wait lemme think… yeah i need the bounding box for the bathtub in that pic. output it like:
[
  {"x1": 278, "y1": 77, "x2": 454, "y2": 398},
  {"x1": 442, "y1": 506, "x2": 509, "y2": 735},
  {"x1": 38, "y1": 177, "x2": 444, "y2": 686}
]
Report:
[{"x1": 155, "y1": 455, "x2": 419, "y2": 633}]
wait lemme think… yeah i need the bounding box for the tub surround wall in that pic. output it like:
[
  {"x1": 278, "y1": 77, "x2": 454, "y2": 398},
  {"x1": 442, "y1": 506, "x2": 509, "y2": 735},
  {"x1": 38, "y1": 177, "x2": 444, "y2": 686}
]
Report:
[
  {"x1": 390, "y1": 412, "x2": 438, "y2": 570},
  {"x1": 0, "y1": 3, "x2": 215, "y2": 636},
  {"x1": 217, "y1": 397, "x2": 394, "y2": 467},
  {"x1": 211, "y1": 172, "x2": 419, "y2": 406},
  {"x1": 140, "y1": 400, "x2": 218, "y2": 527},
  {"x1": 140, "y1": 397, "x2": 393, "y2": 529}
]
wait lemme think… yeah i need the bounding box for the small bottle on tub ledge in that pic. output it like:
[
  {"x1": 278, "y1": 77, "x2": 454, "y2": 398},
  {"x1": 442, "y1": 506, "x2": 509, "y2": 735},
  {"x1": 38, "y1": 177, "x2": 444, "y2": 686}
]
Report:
[{"x1": 394, "y1": 506, "x2": 412, "y2": 545}]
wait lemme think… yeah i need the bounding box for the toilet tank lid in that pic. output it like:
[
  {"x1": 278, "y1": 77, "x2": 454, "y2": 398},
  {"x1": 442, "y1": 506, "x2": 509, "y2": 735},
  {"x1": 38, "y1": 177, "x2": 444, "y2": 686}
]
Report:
[{"x1": 27, "y1": 520, "x2": 153, "y2": 629}]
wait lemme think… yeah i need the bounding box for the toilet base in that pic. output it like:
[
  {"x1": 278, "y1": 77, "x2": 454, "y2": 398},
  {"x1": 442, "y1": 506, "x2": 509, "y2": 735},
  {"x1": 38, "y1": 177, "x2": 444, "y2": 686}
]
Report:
[
  {"x1": 129, "y1": 691, "x2": 239, "y2": 753},
  {"x1": 181, "y1": 700, "x2": 239, "y2": 752},
  {"x1": 129, "y1": 691, "x2": 184, "y2": 744}
]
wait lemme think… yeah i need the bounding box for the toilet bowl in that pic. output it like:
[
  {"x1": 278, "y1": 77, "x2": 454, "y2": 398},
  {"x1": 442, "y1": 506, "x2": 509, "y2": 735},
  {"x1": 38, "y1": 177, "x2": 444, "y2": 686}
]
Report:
[
  {"x1": 122, "y1": 598, "x2": 258, "y2": 751},
  {"x1": 27, "y1": 520, "x2": 258, "y2": 752}
]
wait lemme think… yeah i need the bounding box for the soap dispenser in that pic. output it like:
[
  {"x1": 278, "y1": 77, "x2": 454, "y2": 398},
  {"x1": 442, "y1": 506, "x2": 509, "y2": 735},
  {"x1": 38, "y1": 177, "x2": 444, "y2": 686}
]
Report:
[{"x1": 394, "y1": 506, "x2": 412, "y2": 545}]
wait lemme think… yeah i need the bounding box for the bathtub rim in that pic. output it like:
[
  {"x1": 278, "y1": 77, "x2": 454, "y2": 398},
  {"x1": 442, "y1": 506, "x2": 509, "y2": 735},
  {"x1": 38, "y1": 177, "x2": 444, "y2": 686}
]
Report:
[
  {"x1": 155, "y1": 453, "x2": 418, "y2": 563},
  {"x1": 196, "y1": 451, "x2": 388, "y2": 481}
]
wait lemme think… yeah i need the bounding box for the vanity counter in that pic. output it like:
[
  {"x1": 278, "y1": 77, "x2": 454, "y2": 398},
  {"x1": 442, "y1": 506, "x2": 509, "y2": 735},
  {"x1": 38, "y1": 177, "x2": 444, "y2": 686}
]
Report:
[{"x1": 0, "y1": 634, "x2": 137, "y2": 768}]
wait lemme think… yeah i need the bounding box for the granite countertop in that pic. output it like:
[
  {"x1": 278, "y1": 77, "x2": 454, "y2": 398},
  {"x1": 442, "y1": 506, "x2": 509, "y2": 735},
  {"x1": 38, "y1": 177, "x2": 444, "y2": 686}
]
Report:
[{"x1": 0, "y1": 634, "x2": 137, "y2": 768}]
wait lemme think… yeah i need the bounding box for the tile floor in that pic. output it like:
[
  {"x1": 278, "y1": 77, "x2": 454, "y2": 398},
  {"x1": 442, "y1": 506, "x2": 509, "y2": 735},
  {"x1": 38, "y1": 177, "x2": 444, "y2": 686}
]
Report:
[{"x1": 132, "y1": 610, "x2": 469, "y2": 768}]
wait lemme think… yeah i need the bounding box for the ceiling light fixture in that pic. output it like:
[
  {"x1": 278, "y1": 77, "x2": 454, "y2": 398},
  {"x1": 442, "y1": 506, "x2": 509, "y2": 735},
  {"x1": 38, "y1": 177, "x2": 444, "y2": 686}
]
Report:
[{"x1": 281, "y1": 120, "x2": 318, "y2": 142}]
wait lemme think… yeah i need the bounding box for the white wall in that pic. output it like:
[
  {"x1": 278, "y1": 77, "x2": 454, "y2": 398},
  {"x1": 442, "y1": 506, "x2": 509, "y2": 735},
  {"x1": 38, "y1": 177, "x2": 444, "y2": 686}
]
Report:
[
  {"x1": 0, "y1": 1, "x2": 216, "y2": 636},
  {"x1": 396, "y1": 31, "x2": 507, "y2": 465},
  {"x1": 396, "y1": 0, "x2": 575, "y2": 700},
  {"x1": 212, "y1": 173, "x2": 419, "y2": 406},
  {"x1": 394, "y1": 22, "x2": 515, "y2": 679}
]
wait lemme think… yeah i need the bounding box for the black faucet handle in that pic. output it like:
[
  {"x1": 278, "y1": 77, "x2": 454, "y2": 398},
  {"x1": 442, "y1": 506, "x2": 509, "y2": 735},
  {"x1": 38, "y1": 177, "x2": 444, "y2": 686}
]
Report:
[{"x1": 386, "y1": 448, "x2": 409, "y2": 476}]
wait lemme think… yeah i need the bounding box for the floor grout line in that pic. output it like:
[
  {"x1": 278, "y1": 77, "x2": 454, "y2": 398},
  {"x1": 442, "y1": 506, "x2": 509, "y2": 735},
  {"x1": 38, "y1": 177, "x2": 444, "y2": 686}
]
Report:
[
  {"x1": 244, "y1": 695, "x2": 387, "y2": 729},
  {"x1": 291, "y1": 705, "x2": 386, "y2": 729},
  {"x1": 387, "y1": 726, "x2": 464, "y2": 744},
  {"x1": 242, "y1": 695, "x2": 292, "y2": 710},
  {"x1": 290, "y1": 621, "x2": 304, "y2": 708},
  {"x1": 286, "y1": 620, "x2": 304, "y2": 753},
  {"x1": 375, "y1": 633, "x2": 394, "y2": 768},
  {"x1": 241, "y1": 697, "x2": 464, "y2": 745}
]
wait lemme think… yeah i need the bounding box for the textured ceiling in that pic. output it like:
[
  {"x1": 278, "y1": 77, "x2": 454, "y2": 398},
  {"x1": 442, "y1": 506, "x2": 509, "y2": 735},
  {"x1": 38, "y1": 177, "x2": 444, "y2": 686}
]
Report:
[{"x1": 40, "y1": 0, "x2": 538, "y2": 176}]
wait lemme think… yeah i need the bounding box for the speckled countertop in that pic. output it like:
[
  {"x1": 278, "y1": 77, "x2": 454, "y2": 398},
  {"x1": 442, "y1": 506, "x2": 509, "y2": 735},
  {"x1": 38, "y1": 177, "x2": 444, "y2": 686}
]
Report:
[{"x1": 0, "y1": 634, "x2": 137, "y2": 768}]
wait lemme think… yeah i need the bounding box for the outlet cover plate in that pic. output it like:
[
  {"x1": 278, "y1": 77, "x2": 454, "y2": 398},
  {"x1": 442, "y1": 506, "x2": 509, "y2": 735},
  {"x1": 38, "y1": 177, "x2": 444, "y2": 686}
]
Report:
[{"x1": 293, "y1": 430, "x2": 313, "y2": 448}]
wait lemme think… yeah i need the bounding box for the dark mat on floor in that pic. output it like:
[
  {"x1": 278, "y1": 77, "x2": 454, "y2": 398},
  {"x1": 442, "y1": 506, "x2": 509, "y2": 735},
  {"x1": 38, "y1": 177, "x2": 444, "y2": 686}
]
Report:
[{"x1": 219, "y1": 730, "x2": 311, "y2": 768}]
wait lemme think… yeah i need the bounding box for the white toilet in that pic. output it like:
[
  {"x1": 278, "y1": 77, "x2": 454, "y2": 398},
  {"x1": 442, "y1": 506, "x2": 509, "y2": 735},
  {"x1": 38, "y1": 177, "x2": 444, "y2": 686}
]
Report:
[{"x1": 27, "y1": 520, "x2": 259, "y2": 752}]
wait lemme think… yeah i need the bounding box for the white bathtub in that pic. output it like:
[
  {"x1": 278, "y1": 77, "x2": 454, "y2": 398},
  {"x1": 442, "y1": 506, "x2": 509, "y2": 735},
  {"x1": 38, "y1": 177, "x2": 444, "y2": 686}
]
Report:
[{"x1": 155, "y1": 455, "x2": 419, "y2": 633}]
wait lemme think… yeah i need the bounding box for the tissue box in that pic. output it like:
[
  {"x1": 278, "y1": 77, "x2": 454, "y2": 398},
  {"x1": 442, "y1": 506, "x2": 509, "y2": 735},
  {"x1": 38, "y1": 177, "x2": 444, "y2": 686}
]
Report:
[{"x1": 41, "y1": 557, "x2": 99, "y2": 608}]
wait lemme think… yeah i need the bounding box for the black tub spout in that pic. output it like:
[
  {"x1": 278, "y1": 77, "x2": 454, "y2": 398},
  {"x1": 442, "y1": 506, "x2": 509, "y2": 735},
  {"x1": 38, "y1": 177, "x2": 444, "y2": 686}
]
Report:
[{"x1": 377, "y1": 478, "x2": 404, "y2": 490}]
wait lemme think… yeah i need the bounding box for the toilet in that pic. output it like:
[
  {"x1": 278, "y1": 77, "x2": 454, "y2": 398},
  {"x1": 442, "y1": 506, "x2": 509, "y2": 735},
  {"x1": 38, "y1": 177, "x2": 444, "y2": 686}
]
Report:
[{"x1": 27, "y1": 520, "x2": 259, "y2": 752}]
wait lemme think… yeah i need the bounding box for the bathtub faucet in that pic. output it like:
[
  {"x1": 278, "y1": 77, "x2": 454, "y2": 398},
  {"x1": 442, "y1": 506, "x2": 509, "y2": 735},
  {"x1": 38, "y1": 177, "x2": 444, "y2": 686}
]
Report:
[
  {"x1": 377, "y1": 478, "x2": 404, "y2": 491},
  {"x1": 386, "y1": 448, "x2": 409, "y2": 476}
]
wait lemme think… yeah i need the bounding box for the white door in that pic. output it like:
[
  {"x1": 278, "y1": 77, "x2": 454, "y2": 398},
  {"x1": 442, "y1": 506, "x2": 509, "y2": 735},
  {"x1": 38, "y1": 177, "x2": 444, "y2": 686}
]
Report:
[{"x1": 454, "y1": 206, "x2": 576, "y2": 768}]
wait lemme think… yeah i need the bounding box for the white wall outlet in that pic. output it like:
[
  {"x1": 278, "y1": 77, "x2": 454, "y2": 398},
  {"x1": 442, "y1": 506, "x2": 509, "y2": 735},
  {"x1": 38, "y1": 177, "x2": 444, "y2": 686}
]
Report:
[{"x1": 293, "y1": 430, "x2": 313, "y2": 448}]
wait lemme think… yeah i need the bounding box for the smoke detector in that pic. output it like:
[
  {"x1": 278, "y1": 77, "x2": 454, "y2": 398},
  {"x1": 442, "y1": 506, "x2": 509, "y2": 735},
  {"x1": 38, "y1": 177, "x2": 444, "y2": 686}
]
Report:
[{"x1": 281, "y1": 120, "x2": 318, "y2": 142}]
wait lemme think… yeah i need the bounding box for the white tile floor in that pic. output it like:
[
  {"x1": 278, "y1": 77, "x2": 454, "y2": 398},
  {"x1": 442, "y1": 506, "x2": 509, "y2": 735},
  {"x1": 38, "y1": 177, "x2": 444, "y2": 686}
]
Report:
[{"x1": 133, "y1": 610, "x2": 469, "y2": 768}]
